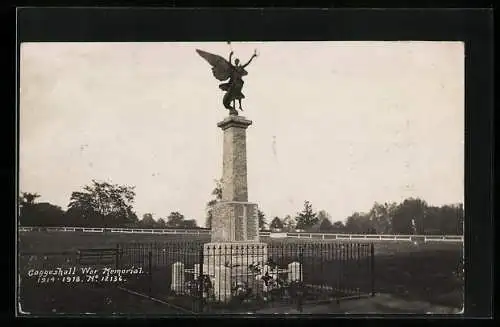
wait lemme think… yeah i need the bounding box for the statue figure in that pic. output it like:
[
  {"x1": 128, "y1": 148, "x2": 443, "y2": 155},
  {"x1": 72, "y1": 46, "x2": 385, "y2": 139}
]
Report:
[{"x1": 196, "y1": 48, "x2": 258, "y2": 116}]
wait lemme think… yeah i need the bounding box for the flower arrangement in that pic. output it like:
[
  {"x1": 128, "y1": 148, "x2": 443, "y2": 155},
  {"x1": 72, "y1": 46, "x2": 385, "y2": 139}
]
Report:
[
  {"x1": 248, "y1": 259, "x2": 304, "y2": 302},
  {"x1": 182, "y1": 259, "x2": 305, "y2": 304},
  {"x1": 185, "y1": 279, "x2": 197, "y2": 295},
  {"x1": 184, "y1": 274, "x2": 213, "y2": 298},
  {"x1": 231, "y1": 280, "x2": 253, "y2": 303}
]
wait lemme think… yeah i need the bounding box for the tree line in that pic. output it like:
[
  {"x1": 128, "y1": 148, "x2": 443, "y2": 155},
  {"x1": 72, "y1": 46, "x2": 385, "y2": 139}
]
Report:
[
  {"x1": 265, "y1": 198, "x2": 464, "y2": 235},
  {"x1": 19, "y1": 179, "x2": 464, "y2": 235},
  {"x1": 204, "y1": 180, "x2": 463, "y2": 235},
  {"x1": 18, "y1": 180, "x2": 201, "y2": 229}
]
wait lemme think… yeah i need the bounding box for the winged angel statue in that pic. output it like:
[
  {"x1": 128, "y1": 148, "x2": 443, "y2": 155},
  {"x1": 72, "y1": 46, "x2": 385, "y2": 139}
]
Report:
[{"x1": 196, "y1": 48, "x2": 258, "y2": 116}]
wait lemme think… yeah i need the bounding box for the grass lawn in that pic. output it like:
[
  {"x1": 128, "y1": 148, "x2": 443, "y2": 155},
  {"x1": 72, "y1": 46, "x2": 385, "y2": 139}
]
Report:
[{"x1": 17, "y1": 231, "x2": 210, "y2": 253}]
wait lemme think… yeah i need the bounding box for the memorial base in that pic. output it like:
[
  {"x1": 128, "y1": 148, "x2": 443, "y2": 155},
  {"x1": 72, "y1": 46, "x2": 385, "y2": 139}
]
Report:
[
  {"x1": 201, "y1": 242, "x2": 268, "y2": 302},
  {"x1": 211, "y1": 202, "x2": 260, "y2": 242}
]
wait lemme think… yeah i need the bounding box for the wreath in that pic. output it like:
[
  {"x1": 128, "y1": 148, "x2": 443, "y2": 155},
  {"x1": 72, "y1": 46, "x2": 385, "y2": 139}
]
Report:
[{"x1": 184, "y1": 274, "x2": 213, "y2": 298}]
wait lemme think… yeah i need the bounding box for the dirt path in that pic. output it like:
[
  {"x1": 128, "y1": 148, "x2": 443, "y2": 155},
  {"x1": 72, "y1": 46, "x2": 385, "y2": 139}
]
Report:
[{"x1": 253, "y1": 293, "x2": 462, "y2": 314}]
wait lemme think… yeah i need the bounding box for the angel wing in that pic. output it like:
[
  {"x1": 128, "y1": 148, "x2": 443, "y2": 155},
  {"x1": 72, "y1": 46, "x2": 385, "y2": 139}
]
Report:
[{"x1": 196, "y1": 49, "x2": 232, "y2": 82}]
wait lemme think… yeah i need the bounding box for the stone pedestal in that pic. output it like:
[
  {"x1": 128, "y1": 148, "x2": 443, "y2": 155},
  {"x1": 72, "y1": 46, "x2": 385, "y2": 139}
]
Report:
[
  {"x1": 211, "y1": 115, "x2": 261, "y2": 243},
  {"x1": 211, "y1": 202, "x2": 260, "y2": 242},
  {"x1": 204, "y1": 115, "x2": 267, "y2": 303},
  {"x1": 202, "y1": 242, "x2": 268, "y2": 302}
]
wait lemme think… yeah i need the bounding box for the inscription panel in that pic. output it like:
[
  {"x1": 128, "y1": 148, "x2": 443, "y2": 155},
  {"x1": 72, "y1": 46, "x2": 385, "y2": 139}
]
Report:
[
  {"x1": 211, "y1": 202, "x2": 259, "y2": 242},
  {"x1": 211, "y1": 203, "x2": 235, "y2": 242},
  {"x1": 234, "y1": 204, "x2": 244, "y2": 241},
  {"x1": 246, "y1": 203, "x2": 259, "y2": 242}
]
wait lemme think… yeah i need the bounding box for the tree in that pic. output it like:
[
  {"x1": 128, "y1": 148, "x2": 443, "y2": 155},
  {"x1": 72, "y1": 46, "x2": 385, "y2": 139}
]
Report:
[
  {"x1": 339, "y1": 198, "x2": 462, "y2": 236},
  {"x1": 295, "y1": 200, "x2": 318, "y2": 230},
  {"x1": 344, "y1": 212, "x2": 372, "y2": 234},
  {"x1": 35, "y1": 203, "x2": 66, "y2": 226},
  {"x1": 401, "y1": 201, "x2": 463, "y2": 235},
  {"x1": 269, "y1": 217, "x2": 284, "y2": 230},
  {"x1": 437, "y1": 204, "x2": 463, "y2": 235},
  {"x1": 19, "y1": 203, "x2": 66, "y2": 228},
  {"x1": 139, "y1": 213, "x2": 156, "y2": 229},
  {"x1": 422, "y1": 205, "x2": 441, "y2": 234},
  {"x1": 456, "y1": 203, "x2": 464, "y2": 235},
  {"x1": 368, "y1": 202, "x2": 396, "y2": 234},
  {"x1": 18, "y1": 192, "x2": 68, "y2": 227},
  {"x1": 211, "y1": 179, "x2": 222, "y2": 200},
  {"x1": 66, "y1": 180, "x2": 138, "y2": 227},
  {"x1": 316, "y1": 210, "x2": 333, "y2": 232},
  {"x1": 19, "y1": 192, "x2": 41, "y2": 225},
  {"x1": 331, "y1": 221, "x2": 345, "y2": 232},
  {"x1": 282, "y1": 215, "x2": 296, "y2": 232},
  {"x1": 180, "y1": 219, "x2": 198, "y2": 229},
  {"x1": 19, "y1": 192, "x2": 40, "y2": 207},
  {"x1": 166, "y1": 211, "x2": 185, "y2": 228},
  {"x1": 258, "y1": 210, "x2": 267, "y2": 231},
  {"x1": 156, "y1": 218, "x2": 167, "y2": 229},
  {"x1": 391, "y1": 198, "x2": 427, "y2": 234},
  {"x1": 317, "y1": 218, "x2": 333, "y2": 232},
  {"x1": 317, "y1": 210, "x2": 331, "y2": 220},
  {"x1": 205, "y1": 200, "x2": 216, "y2": 229},
  {"x1": 205, "y1": 179, "x2": 222, "y2": 229}
]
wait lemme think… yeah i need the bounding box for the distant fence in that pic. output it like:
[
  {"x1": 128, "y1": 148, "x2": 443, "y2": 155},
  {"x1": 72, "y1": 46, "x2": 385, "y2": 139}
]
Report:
[
  {"x1": 18, "y1": 226, "x2": 463, "y2": 243},
  {"x1": 284, "y1": 233, "x2": 464, "y2": 243},
  {"x1": 18, "y1": 226, "x2": 211, "y2": 236}
]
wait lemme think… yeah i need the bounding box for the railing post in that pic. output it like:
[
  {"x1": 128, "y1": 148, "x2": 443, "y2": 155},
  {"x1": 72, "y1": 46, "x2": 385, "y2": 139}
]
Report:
[
  {"x1": 115, "y1": 244, "x2": 120, "y2": 269},
  {"x1": 198, "y1": 246, "x2": 204, "y2": 313},
  {"x1": 297, "y1": 247, "x2": 304, "y2": 312},
  {"x1": 370, "y1": 243, "x2": 375, "y2": 297},
  {"x1": 148, "y1": 250, "x2": 153, "y2": 296}
]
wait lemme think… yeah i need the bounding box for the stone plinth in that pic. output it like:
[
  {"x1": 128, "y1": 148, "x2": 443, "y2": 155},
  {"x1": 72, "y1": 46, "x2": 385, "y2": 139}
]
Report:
[
  {"x1": 211, "y1": 201, "x2": 260, "y2": 243},
  {"x1": 201, "y1": 242, "x2": 268, "y2": 302},
  {"x1": 217, "y1": 116, "x2": 252, "y2": 203}
]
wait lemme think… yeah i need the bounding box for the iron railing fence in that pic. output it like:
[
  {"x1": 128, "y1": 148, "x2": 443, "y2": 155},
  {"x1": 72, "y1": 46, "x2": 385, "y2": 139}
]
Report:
[{"x1": 117, "y1": 241, "x2": 375, "y2": 313}]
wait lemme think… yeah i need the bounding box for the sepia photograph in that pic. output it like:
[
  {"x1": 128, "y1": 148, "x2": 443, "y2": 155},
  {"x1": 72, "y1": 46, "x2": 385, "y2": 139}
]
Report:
[{"x1": 17, "y1": 40, "x2": 465, "y2": 315}]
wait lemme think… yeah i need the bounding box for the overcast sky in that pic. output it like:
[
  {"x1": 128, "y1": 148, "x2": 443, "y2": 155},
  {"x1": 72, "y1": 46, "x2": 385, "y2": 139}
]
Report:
[{"x1": 19, "y1": 41, "x2": 464, "y2": 226}]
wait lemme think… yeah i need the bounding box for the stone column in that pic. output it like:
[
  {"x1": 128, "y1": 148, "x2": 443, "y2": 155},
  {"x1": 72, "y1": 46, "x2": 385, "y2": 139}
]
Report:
[
  {"x1": 203, "y1": 115, "x2": 268, "y2": 303},
  {"x1": 218, "y1": 115, "x2": 252, "y2": 202},
  {"x1": 209, "y1": 116, "x2": 261, "y2": 243}
]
